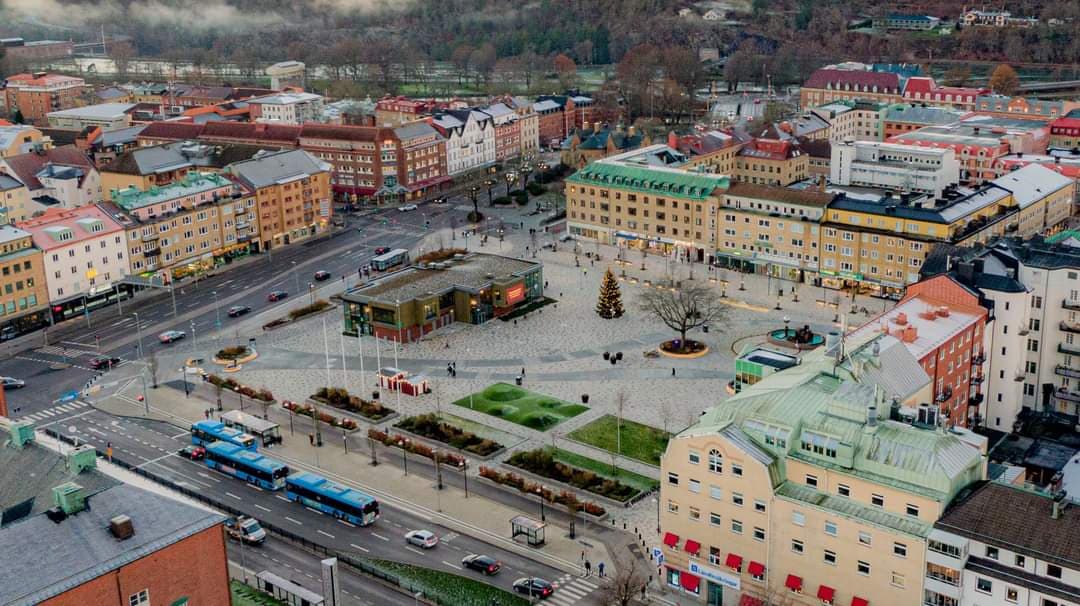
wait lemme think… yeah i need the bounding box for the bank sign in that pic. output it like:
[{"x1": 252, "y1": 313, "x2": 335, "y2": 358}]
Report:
[{"x1": 688, "y1": 561, "x2": 740, "y2": 591}]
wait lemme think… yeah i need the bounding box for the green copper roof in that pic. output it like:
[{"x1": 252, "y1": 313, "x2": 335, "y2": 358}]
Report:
[
  {"x1": 111, "y1": 172, "x2": 234, "y2": 211},
  {"x1": 1045, "y1": 229, "x2": 1080, "y2": 245},
  {"x1": 567, "y1": 161, "x2": 729, "y2": 201},
  {"x1": 777, "y1": 482, "x2": 933, "y2": 538}
]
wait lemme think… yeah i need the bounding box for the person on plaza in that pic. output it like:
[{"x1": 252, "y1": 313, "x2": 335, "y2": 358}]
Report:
[
  {"x1": 598, "y1": 561, "x2": 605, "y2": 577},
  {"x1": 584, "y1": 559, "x2": 592, "y2": 577},
  {"x1": 309, "y1": 434, "x2": 315, "y2": 446},
  {"x1": 521, "y1": 367, "x2": 526, "y2": 376},
  {"x1": 672, "y1": 367, "x2": 676, "y2": 376}
]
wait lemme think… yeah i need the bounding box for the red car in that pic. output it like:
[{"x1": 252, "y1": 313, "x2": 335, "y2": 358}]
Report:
[
  {"x1": 89, "y1": 356, "x2": 121, "y2": 370},
  {"x1": 374, "y1": 246, "x2": 390, "y2": 255},
  {"x1": 179, "y1": 445, "x2": 205, "y2": 460}
]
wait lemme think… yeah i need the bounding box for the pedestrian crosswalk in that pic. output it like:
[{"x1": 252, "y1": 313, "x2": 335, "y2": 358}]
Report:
[
  {"x1": 36, "y1": 345, "x2": 98, "y2": 358},
  {"x1": 549, "y1": 574, "x2": 599, "y2": 606},
  {"x1": 18, "y1": 400, "x2": 91, "y2": 424}
]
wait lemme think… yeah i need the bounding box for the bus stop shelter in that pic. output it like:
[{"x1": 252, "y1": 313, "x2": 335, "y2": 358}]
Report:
[
  {"x1": 255, "y1": 570, "x2": 324, "y2": 605},
  {"x1": 221, "y1": 409, "x2": 282, "y2": 446},
  {"x1": 510, "y1": 515, "x2": 546, "y2": 547}
]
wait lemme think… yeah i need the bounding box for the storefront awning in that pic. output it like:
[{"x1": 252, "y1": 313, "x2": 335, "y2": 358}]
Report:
[
  {"x1": 851, "y1": 598, "x2": 869, "y2": 606},
  {"x1": 817, "y1": 585, "x2": 835, "y2": 603},
  {"x1": 614, "y1": 231, "x2": 642, "y2": 240},
  {"x1": 662, "y1": 532, "x2": 679, "y2": 548},
  {"x1": 747, "y1": 561, "x2": 765, "y2": 576},
  {"x1": 684, "y1": 539, "x2": 701, "y2": 555},
  {"x1": 724, "y1": 553, "x2": 742, "y2": 570},
  {"x1": 679, "y1": 571, "x2": 700, "y2": 593},
  {"x1": 738, "y1": 596, "x2": 764, "y2": 606},
  {"x1": 785, "y1": 574, "x2": 803, "y2": 592}
]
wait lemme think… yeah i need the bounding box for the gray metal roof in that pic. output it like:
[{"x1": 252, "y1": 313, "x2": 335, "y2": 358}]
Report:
[
  {"x1": 0, "y1": 224, "x2": 32, "y2": 246},
  {"x1": 228, "y1": 149, "x2": 330, "y2": 189},
  {"x1": 0, "y1": 441, "x2": 118, "y2": 517},
  {"x1": 0, "y1": 174, "x2": 23, "y2": 191},
  {"x1": 991, "y1": 164, "x2": 1075, "y2": 210},
  {"x1": 394, "y1": 121, "x2": 440, "y2": 141},
  {"x1": 47, "y1": 103, "x2": 136, "y2": 120}
]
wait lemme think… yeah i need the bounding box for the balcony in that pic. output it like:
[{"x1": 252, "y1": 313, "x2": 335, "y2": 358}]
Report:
[
  {"x1": 143, "y1": 246, "x2": 161, "y2": 256},
  {"x1": 1055, "y1": 365, "x2": 1080, "y2": 379},
  {"x1": 970, "y1": 375, "x2": 984, "y2": 385},
  {"x1": 936, "y1": 387, "x2": 954, "y2": 403},
  {"x1": 1055, "y1": 388, "x2": 1080, "y2": 404},
  {"x1": 971, "y1": 353, "x2": 985, "y2": 365},
  {"x1": 1059, "y1": 342, "x2": 1080, "y2": 356},
  {"x1": 1064, "y1": 298, "x2": 1080, "y2": 311},
  {"x1": 1061, "y1": 321, "x2": 1080, "y2": 334},
  {"x1": 969, "y1": 393, "x2": 984, "y2": 406},
  {"x1": 143, "y1": 231, "x2": 160, "y2": 241}
]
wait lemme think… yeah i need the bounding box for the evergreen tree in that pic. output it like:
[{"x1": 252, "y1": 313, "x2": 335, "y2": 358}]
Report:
[{"x1": 595, "y1": 268, "x2": 624, "y2": 319}]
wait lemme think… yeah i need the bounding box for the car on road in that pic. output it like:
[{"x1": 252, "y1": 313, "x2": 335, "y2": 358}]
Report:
[
  {"x1": 227, "y1": 305, "x2": 252, "y2": 318},
  {"x1": 313, "y1": 270, "x2": 332, "y2": 281},
  {"x1": 158, "y1": 330, "x2": 186, "y2": 344},
  {"x1": 0, "y1": 376, "x2": 25, "y2": 389},
  {"x1": 373, "y1": 246, "x2": 390, "y2": 255},
  {"x1": 461, "y1": 554, "x2": 501, "y2": 575},
  {"x1": 513, "y1": 578, "x2": 554, "y2": 599},
  {"x1": 558, "y1": 233, "x2": 574, "y2": 242},
  {"x1": 178, "y1": 445, "x2": 205, "y2": 460},
  {"x1": 89, "y1": 356, "x2": 121, "y2": 370},
  {"x1": 405, "y1": 529, "x2": 439, "y2": 549},
  {"x1": 398, "y1": 204, "x2": 418, "y2": 212},
  {"x1": 267, "y1": 290, "x2": 289, "y2": 302},
  {"x1": 225, "y1": 515, "x2": 266, "y2": 545}
]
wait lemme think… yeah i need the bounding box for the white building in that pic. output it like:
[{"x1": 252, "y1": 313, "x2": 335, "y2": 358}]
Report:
[
  {"x1": 17, "y1": 204, "x2": 128, "y2": 306},
  {"x1": 930, "y1": 482, "x2": 1077, "y2": 606},
  {"x1": 431, "y1": 109, "x2": 495, "y2": 176},
  {"x1": 46, "y1": 103, "x2": 135, "y2": 132},
  {"x1": 265, "y1": 60, "x2": 306, "y2": 91},
  {"x1": 0, "y1": 145, "x2": 101, "y2": 210},
  {"x1": 248, "y1": 92, "x2": 325, "y2": 125},
  {"x1": 831, "y1": 138, "x2": 960, "y2": 197}
]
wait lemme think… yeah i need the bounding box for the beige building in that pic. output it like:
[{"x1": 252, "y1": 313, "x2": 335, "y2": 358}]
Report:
[
  {"x1": 0, "y1": 124, "x2": 47, "y2": 158},
  {"x1": 734, "y1": 138, "x2": 808, "y2": 187},
  {"x1": 0, "y1": 174, "x2": 32, "y2": 224},
  {"x1": 659, "y1": 333, "x2": 988, "y2": 606},
  {"x1": 228, "y1": 149, "x2": 332, "y2": 251},
  {"x1": 813, "y1": 100, "x2": 887, "y2": 142}
]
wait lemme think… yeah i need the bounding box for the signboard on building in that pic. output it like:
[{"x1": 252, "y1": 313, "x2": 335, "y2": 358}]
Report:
[
  {"x1": 505, "y1": 283, "x2": 525, "y2": 305},
  {"x1": 688, "y1": 561, "x2": 740, "y2": 591}
]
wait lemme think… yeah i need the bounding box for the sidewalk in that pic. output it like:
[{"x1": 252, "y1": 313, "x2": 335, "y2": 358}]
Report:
[{"x1": 91, "y1": 370, "x2": 616, "y2": 577}]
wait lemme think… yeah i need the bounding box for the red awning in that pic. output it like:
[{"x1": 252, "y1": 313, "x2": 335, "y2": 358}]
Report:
[
  {"x1": 748, "y1": 561, "x2": 766, "y2": 576},
  {"x1": 663, "y1": 532, "x2": 680, "y2": 547},
  {"x1": 684, "y1": 539, "x2": 701, "y2": 555},
  {"x1": 725, "y1": 553, "x2": 743, "y2": 570},
  {"x1": 852, "y1": 598, "x2": 869, "y2": 606},
  {"x1": 785, "y1": 574, "x2": 803, "y2": 592},
  {"x1": 739, "y1": 596, "x2": 765, "y2": 606},
  {"x1": 680, "y1": 571, "x2": 701, "y2": 593},
  {"x1": 817, "y1": 585, "x2": 836, "y2": 603}
]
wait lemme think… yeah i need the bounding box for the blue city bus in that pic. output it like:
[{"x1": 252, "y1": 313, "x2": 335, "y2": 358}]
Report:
[
  {"x1": 285, "y1": 471, "x2": 380, "y2": 526},
  {"x1": 370, "y1": 248, "x2": 408, "y2": 271},
  {"x1": 191, "y1": 420, "x2": 257, "y2": 451},
  {"x1": 203, "y1": 441, "x2": 289, "y2": 490}
]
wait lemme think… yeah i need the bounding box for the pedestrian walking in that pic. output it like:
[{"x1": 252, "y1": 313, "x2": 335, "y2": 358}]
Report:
[
  {"x1": 309, "y1": 434, "x2": 315, "y2": 446},
  {"x1": 641, "y1": 583, "x2": 647, "y2": 599},
  {"x1": 452, "y1": 361, "x2": 457, "y2": 371},
  {"x1": 672, "y1": 367, "x2": 676, "y2": 376},
  {"x1": 584, "y1": 560, "x2": 592, "y2": 577},
  {"x1": 447, "y1": 363, "x2": 453, "y2": 377},
  {"x1": 598, "y1": 561, "x2": 605, "y2": 578},
  {"x1": 580, "y1": 550, "x2": 586, "y2": 562},
  {"x1": 521, "y1": 367, "x2": 526, "y2": 376}
]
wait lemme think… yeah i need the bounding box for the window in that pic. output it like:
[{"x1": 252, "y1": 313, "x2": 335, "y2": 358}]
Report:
[
  {"x1": 792, "y1": 511, "x2": 805, "y2": 526},
  {"x1": 689, "y1": 506, "x2": 700, "y2": 521},
  {"x1": 893, "y1": 542, "x2": 907, "y2": 558},
  {"x1": 731, "y1": 519, "x2": 743, "y2": 534},
  {"x1": 905, "y1": 503, "x2": 919, "y2": 518},
  {"x1": 688, "y1": 479, "x2": 701, "y2": 493},
  {"x1": 891, "y1": 572, "x2": 905, "y2": 588},
  {"x1": 709, "y1": 485, "x2": 722, "y2": 500},
  {"x1": 754, "y1": 500, "x2": 766, "y2": 513},
  {"x1": 129, "y1": 590, "x2": 149, "y2": 606},
  {"x1": 667, "y1": 500, "x2": 679, "y2": 513},
  {"x1": 976, "y1": 578, "x2": 993, "y2": 594},
  {"x1": 871, "y1": 494, "x2": 885, "y2": 508},
  {"x1": 824, "y1": 520, "x2": 837, "y2": 536},
  {"x1": 732, "y1": 463, "x2": 743, "y2": 477},
  {"x1": 985, "y1": 546, "x2": 999, "y2": 560},
  {"x1": 792, "y1": 539, "x2": 804, "y2": 553},
  {"x1": 837, "y1": 484, "x2": 850, "y2": 497},
  {"x1": 668, "y1": 472, "x2": 679, "y2": 486},
  {"x1": 928, "y1": 540, "x2": 962, "y2": 558},
  {"x1": 709, "y1": 546, "x2": 722, "y2": 566},
  {"x1": 688, "y1": 451, "x2": 700, "y2": 464},
  {"x1": 753, "y1": 527, "x2": 766, "y2": 541},
  {"x1": 1046, "y1": 564, "x2": 1062, "y2": 579},
  {"x1": 667, "y1": 568, "x2": 680, "y2": 588},
  {"x1": 710, "y1": 512, "x2": 722, "y2": 526},
  {"x1": 858, "y1": 531, "x2": 872, "y2": 546},
  {"x1": 857, "y1": 560, "x2": 871, "y2": 576},
  {"x1": 1015, "y1": 554, "x2": 1026, "y2": 568},
  {"x1": 732, "y1": 492, "x2": 744, "y2": 506},
  {"x1": 824, "y1": 550, "x2": 837, "y2": 565},
  {"x1": 805, "y1": 474, "x2": 818, "y2": 488},
  {"x1": 708, "y1": 449, "x2": 722, "y2": 473},
  {"x1": 1006, "y1": 587, "x2": 1019, "y2": 603}
]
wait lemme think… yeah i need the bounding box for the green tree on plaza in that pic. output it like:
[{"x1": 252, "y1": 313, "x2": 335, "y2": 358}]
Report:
[{"x1": 596, "y1": 268, "x2": 625, "y2": 319}]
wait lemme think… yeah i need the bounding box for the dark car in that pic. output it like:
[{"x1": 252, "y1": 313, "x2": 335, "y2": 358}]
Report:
[
  {"x1": 313, "y1": 270, "x2": 331, "y2": 281},
  {"x1": 461, "y1": 554, "x2": 501, "y2": 575},
  {"x1": 227, "y1": 305, "x2": 252, "y2": 317},
  {"x1": 89, "y1": 356, "x2": 121, "y2": 370},
  {"x1": 178, "y1": 445, "x2": 205, "y2": 460},
  {"x1": 513, "y1": 578, "x2": 554, "y2": 599},
  {"x1": 373, "y1": 246, "x2": 390, "y2": 255},
  {"x1": 268, "y1": 291, "x2": 289, "y2": 302}
]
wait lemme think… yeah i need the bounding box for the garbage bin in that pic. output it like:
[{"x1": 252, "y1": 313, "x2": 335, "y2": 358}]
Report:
[{"x1": 516, "y1": 376, "x2": 523, "y2": 386}]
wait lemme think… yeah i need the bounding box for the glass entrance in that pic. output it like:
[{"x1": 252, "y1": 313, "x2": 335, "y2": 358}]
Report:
[{"x1": 707, "y1": 582, "x2": 723, "y2": 606}]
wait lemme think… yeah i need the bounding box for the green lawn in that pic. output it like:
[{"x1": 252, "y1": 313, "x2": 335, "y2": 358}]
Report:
[
  {"x1": 553, "y1": 447, "x2": 659, "y2": 493},
  {"x1": 568, "y1": 415, "x2": 671, "y2": 467},
  {"x1": 231, "y1": 580, "x2": 288, "y2": 606},
  {"x1": 452, "y1": 383, "x2": 588, "y2": 431},
  {"x1": 360, "y1": 558, "x2": 528, "y2": 606}
]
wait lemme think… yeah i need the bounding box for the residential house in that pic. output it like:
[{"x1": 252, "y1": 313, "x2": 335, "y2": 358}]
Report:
[
  {"x1": 247, "y1": 92, "x2": 325, "y2": 125},
  {"x1": 100, "y1": 140, "x2": 273, "y2": 199},
  {"x1": 799, "y1": 68, "x2": 903, "y2": 108},
  {"x1": 0, "y1": 145, "x2": 101, "y2": 211},
  {"x1": 227, "y1": 149, "x2": 332, "y2": 251},
  {"x1": 560, "y1": 123, "x2": 650, "y2": 169},
  {"x1": 432, "y1": 109, "x2": 495, "y2": 177},
  {"x1": 480, "y1": 103, "x2": 521, "y2": 162},
  {"x1": 872, "y1": 14, "x2": 941, "y2": 30},
  {"x1": 0, "y1": 124, "x2": 48, "y2": 158}
]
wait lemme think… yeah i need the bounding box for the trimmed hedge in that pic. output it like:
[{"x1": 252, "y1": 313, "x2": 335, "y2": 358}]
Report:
[
  {"x1": 368, "y1": 428, "x2": 466, "y2": 466},
  {"x1": 288, "y1": 299, "x2": 332, "y2": 321},
  {"x1": 283, "y1": 400, "x2": 358, "y2": 430},
  {"x1": 394, "y1": 414, "x2": 502, "y2": 456},
  {"x1": 506, "y1": 448, "x2": 637, "y2": 502},
  {"x1": 478, "y1": 466, "x2": 606, "y2": 516},
  {"x1": 312, "y1": 387, "x2": 394, "y2": 421},
  {"x1": 206, "y1": 374, "x2": 274, "y2": 402}
]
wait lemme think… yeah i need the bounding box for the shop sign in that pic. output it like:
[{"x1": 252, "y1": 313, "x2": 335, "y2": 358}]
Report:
[
  {"x1": 505, "y1": 284, "x2": 525, "y2": 305},
  {"x1": 688, "y1": 561, "x2": 740, "y2": 591},
  {"x1": 615, "y1": 231, "x2": 642, "y2": 240}
]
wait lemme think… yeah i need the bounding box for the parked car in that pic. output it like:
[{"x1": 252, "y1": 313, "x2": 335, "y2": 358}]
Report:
[
  {"x1": 225, "y1": 515, "x2": 266, "y2": 545},
  {"x1": 558, "y1": 233, "x2": 575, "y2": 242},
  {"x1": 89, "y1": 356, "x2": 121, "y2": 370},
  {"x1": 461, "y1": 554, "x2": 501, "y2": 575},
  {"x1": 398, "y1": 204, "x2": 419, "y2": 212},
  {"x1": 158, "y1": 330, "x2": 186, "y2": 344},
  {"x1": 373, "y1": 246, "x2": 390, "y2": 255},
  {"x1": 178, "y1": 445, "x2": 205, "y2": 460},
  {"x1": 405, "y1": 529, "x2": 439, "y2": 549},
  {"x1": 227, "y1": 305, "x2": 252, "y2": 318},
  {"x1": 267, "y1": 291, "x2": 289, "y2": 302},
  {"x1": 0, "y1": 376, "x2": 25, "y2": 389},
  {"x1": 513, "y1": 578, "x2": 554, "y2": 599},
  {"x1": 313, "y1": 270, "x2": 331, "y2": 281}
]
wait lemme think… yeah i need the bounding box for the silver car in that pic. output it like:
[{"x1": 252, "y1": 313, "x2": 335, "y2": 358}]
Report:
[
  {"x1": 405, "y1": 529, "x2": 438, "y2": 549},
  {"x1": 0, "y1": 376, "x2": 25, "y2": 389}
]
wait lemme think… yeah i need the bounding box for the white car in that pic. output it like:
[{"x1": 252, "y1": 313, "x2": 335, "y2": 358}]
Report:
[
  {"x1": 405, "y1": 529, "x2": 438, "y2": 549},
  {"x1": 0, "y1": 376, "x2": 25, "y2": 389},
  {"x1": 398, "y1": 204, "x2": 419, "y2": 212}
]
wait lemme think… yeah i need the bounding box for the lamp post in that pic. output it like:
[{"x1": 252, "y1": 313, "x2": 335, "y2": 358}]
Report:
[
  {"x1": 398, "y1": 439, "x2": 409, "y2": 475},
  {"x1": 537, "y1": 161, "x2": 548, "y2": 186},
  {"x1": 505, "y1": 171, "x2": 517, "y2": 196},
  {"x1": 460, "y1": 455, "x2": 468, "y2": 498},
  {"x1": 133, "y1": 312, "x2": 144, "y2": 361},
  {"x1": 468, "y1": 185, "x2": 480, "y2": 223},
  {"x1": 536, "y1": 486, "x2": 546, "y2": 522},
  {"x1": 368, "y1": 434, "x2": 379, "y2": 466},
  {"x1": 291, "y1": 260, "x2": 299, "y2": 294},
  {"x1": 212, "y1": 290, "x2": 221, "y2": 347},
  {"x1": 309, "y1": 282, "x2": 316, "y2": 305},
  {"x1": 484, "y1": 178, "x2": 496, "y2": 205}
]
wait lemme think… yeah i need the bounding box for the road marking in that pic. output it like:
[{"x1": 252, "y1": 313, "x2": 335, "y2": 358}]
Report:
[
  {"x1": 196, "y1": 472, "x2": 221, "y2": 482},
  {"x1": 370, "y1": 532, "x2": 390, "y2": 542},
  {"x1": 134, "y1": 452, "x2": 177, "y2": 469},
  {"x1": 305, "y1": 507, "x2": 324, "y2": 516},
  {"x1": 350, "y1": 543, "x2": 370, "y2": 553},
  {"x1": 285, "y1": 516, "x2": 303, "y2": 525},
  {"x1": 225, "y1": 492, "x2": 243, "y2": 501},
  {"x1": 254, "y1": 504, "x2": 272, "y2": 513},
  {"x1": 169, "y1": 431, "x2": 191, "y2": 440},
  {"x1": 318, "y1": 530, "x2": 336, "y2": 539},
  {"x1": 275, "y1": 495, "x2": 291, "y2": 502},
  {"x1": 338, "y1": 519, "x2": 356, "y2": 528},
  {"x1": 405, "y1": 546, "x2": 426, "y2": 556},
  {"x1": 441, "y1": 561, "x2": 462, "y2": 570}
]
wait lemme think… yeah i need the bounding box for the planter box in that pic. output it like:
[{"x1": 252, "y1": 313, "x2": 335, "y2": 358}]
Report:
[
  {"x1": 390, "y1": 426, "x2": 506, "y2": 461},
  {"x1": 501, "y1": 462, "x2": 640, "y2": 509},
  {"x1": 305, "y1": 397, "x2": 399, "y2": 425},
  {"x1": 475, "y1": 475, "x2": 608, "y2": 522},
  {"x1": 282, "y1": 402, "x2": 361, "y2": 433}
]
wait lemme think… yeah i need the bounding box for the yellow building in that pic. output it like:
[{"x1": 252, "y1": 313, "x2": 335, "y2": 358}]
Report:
[
  {"x1": 733, "y1": 138, "x2": 808, "y2": 186},
  {"x1": 0, "y1": 224, "x2": 49, "y2": 336},
  {"x1": 228, "y1": 149, "x2": 332, "y2": 252},
  {"x1": 659, "y1": 332, "x2": 987, "y2": 606},
  {"x1": 0, "y1": 124, "x2": 46, "y2": 158},
  {"x1": 992, "y1": 163, "x2": 1075, "y2": 238},
  {"x1": 100, "y1": 141, "x2": 272, "y2": 201}
]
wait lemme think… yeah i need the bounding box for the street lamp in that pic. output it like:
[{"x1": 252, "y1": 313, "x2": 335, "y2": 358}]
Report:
[
  {"x1": 133, "y1": 312, "x2": 144, "y2": 360},
  {"x1": 291, "y1": 260, "x2": 299, "y2": 294},
  {"x1": 309, "y1": 282, "x2": 316, "y2": 305},
  {"x1": 537, "y1": 161, "x2": 549, "y2": 186},
  {"x1": 398, "y1": 439, "x2": 409, "y2": 475},
  {"x1": 468, "y1": 185, "x2": 481, "y2": 222},
  {"x1": 536, "y1": 486, "x2": 546, "y2": 521},
  {"x1": 505, "y1": 171, "x2": 517, "y2": 196}
]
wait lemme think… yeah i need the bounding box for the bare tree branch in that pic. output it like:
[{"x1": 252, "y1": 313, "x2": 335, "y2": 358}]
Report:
[{"x1": 638, "y1": 283, "x2": 726, "y2": 347}]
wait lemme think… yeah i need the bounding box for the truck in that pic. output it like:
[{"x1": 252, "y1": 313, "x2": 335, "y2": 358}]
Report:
[{"x1": 224, "y1": 515, "x2": 266, "y2": 545}]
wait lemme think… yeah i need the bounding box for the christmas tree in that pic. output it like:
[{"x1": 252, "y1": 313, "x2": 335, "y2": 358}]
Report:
[{"x1": 596, "y1": 268, "x2": 625, "y2": 319}]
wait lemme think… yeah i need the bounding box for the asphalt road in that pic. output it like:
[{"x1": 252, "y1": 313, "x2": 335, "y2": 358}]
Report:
[
  {"x1": 46, "y1": 407, "x2": 602, "y2": 605},
  {"x1": 2, "y1": 202, "x2": 466, "y2": 419}
]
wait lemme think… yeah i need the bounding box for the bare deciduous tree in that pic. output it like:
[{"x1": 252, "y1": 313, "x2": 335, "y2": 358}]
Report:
[
  {"x1": 597, "y1": 553, "x2": 649, "y2": 606},
  {"x1": 147, "y1": 351, "x2": 159, "y2": 388},
  {"x1": 639, "y1": 283, "x2": 727, "y2": 350}
]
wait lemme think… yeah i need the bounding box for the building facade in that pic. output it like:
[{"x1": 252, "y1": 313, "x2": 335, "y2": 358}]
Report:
[
  {"x1": 800, "y1": 69, "x2": 903, "y2": 108},
  {"x1": 903, "y1": 78, "x2": 988, "y2": 112},
  {"x1": 46, "y1": 103, "x2": 135, "y2": 132},
  {"x1": 882, "y1": 104, "x2": 968, "y2": 140},
  {"x1": 1049, "y1": 117, "x2": 1080, "y2": 150},
  {"x1": 432, "y1": 109, "x2": 495, "y2": 177},
  {"x1": 0, "y1": 224, "x2": 49, "y2": 336},
  {"x1": 734, "y1": 138, "x2": 808, "y2": 186},
  {"x1": 392, "y1": 121, "x2": 450, "y2": 202},
  {"x1": 480, "y1": 103, "x2": 520, "y2": 162},
  {"x1": 830, "y1": 139, "x2": 960, "y2": 198},
  {"x1": 1, "y1": 73, "x2": 86, "y2": 125},
  {"x1": 227, "y1": 149, "x2": 332, "y2": 251},
  {"x1": 100, "y1": 140, "x2": 271, "y2": 197},
  {"x1": 872, "y1": 14, "x2": 941, "y2": 30},
  {"x1": 0, "y1": 173, "x2": 33, "y2": 224},
  {"x1": 0, "y1": 124, "x2": 47, "y2": 158},
  {"x1": 0, "y1": 145, "x2": 101, "y2": 210},
  {"x1": 248, "y1": 92, "x2": 325, "y2": 125}
]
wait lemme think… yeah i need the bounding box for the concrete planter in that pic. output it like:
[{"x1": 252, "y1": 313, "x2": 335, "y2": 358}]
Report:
[
  {"x1": 475, "y1": 475, "x2": 608, "y2": 522},
  {"x1": 282, "y1": 401, "x2": 360, "y2": 433},
  {"x1": 501, "y1": 461, "x2": 639, "y2": 510},
  {"x1": 304, "y1": 397, "x2": 399, "y2": 425},
  {"x1": 389, "y1": 426, "x2": 506, "y2": 462}
]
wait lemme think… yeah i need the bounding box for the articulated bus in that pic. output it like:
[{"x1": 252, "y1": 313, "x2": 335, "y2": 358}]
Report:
[
  {"x1": 203, "y1": 441, "x2": 289, "y2": 490},
  {"x1": 369, "y1": 248, "x2": 409, "y2": 271},
  {"x1": 191, "y1": 420, "x2": 257, "y2": 451},
  {"x1": 285, "y1": 471, "x2": 380, "y2": 526}
]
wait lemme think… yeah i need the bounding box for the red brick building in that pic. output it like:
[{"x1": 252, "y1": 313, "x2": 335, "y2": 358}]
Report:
[
  {"x1": 1, "y1": 72, "x2": 86, "y2": 125},
  {"x1": 799, "y1": 68, "x2": 902, "y2": 108},
  {"x1": 534, "y1": 95, "x2": 595, "y2": 149},
  {"x1": 902, "y1": 76, "x2": 989, "y2": 111},
  {"x1": 849, "y1": 274, "x2": 989, "y2": 427}
]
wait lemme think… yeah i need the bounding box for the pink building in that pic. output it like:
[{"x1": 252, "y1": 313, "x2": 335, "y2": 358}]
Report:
[{"x1": 903, "y1": 77, "x2": 989, "y2": 111}]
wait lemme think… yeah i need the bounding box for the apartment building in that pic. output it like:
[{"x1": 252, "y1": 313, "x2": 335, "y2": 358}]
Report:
[
  {"x1": 902, "y1": 78, "x2": 988, "y2": 112},
  {"x1": 887, "y1": 119, "x2": 1048, "y2": 185},
  {"x1": 18, "y1": 205, "x2": 128, "y2": 322},
  {"x1": 432, "y1": 109, "x2": 496, "y2": 177},
  {"x1": 248, "y1": 92, "x2": 325, "y2": 125},
  {"x1": 480, "y1": 103, "x2": 521, "y2": 162},
  {"x1": 374, "y1": 96, "x2": 443, "y2": 127},
  {"x1": 498, "y1": 96, "x2": 540, "y2": 156},
  {"x1": 1, "y1": 73, "x2": 86, "y2": 125},
  {"x1": 799, "y1": 68, "x2": 903, "y2": 108},
  {"x1": 872, "y1": 14, "x2": 941, "y2": 30},
  {"x1": 973, "y1": 96, "x2": 1076, "y2": 122},
  {"x1": 930, "y1": 481, "x2": 1078, "y2": 606},
  {"x1": 830, "y1": 139, "x2": 960, "y2": 198},
  {"x1": 0, "y1": 225, "x2": 49, "y2": 336},
  {"x1": 734, "y1": 137, "x2": 808, "y2": 186},
  {"x1": 46, "y1": 103, "x2": 136, "y2": 132},
  {"x1": 227, "y1": 149, "x2": 332, "y2": 251},
  {"x1": 0, "y1": 124, "x2": 48, "y2": 158},
  {"x1": 882, "y1": 104, "x2": 968, "y2": 139},
  {"x1": 108, "y1": 172, "x2": 257, "y2": 278},
  {"x1": 848, "y1": 275, "x2": 989, "y2": 427},
  {"x1": 0, "y1": 145, "x2": 101, "y2": 210},
  {"x1": 392, "y1": 121, "x2": 450, "y2": 202},
  {"x1": 1049, "y1": 116, "x2": 1080, "y2": 149},
  {"x1": 560, "y1": 124, "x2": 650, "y2": 169},
  {"x1": 534, "y1": 95, "x2": 595, "y2": 148},
  {"x1": 812, "y1": 100, "x2": 887, "y2": 142},
  {"x1": 994, "y1": 150, "x2": 1080, "y2": 181},
  {"x1": 659, "y1": 330, "x2": 987, "y2": 606},
  {"x1": 668, "y1": 130, "x2": 740, "y2": 176},
  {"x1": 992, "y1": 164, "x2": 1075, "y2": 237},
  {"x1": 100, "y1": 140, "x2": 272, "y2": 198},
  {"x1": 0, "y1": 173, "x2": 32, "y2": 224}
]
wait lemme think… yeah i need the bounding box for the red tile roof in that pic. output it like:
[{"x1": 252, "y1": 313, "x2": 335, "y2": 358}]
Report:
[
  {"x1": 903, "y1": 76, "x2": 936, "y2": 96},
  {"x1": 804, "y1": 68, "x2": 900, "y2": 93},
  {"x1": 200, "y1": 122, "x2": 301, "y2": 143},
  {"x1": 138, "y1": 122, "x2": 206, "y2": 141},
  {"x1": 1, "y1": 145, "x2": 95, "y2": 191},
  {"x1": 300, "y1": 124, "x2": 392, "y2": 142}
]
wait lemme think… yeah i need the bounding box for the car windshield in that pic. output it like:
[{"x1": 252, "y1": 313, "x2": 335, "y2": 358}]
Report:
[{"x1": 241, "y1": 519, "x2": 261, "y2": 531}]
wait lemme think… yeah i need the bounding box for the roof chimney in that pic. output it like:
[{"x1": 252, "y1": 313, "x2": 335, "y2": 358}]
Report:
[
  {"x1": 110, "y1": 514, "x2": 135, "y2": 540},
  {"x1": 902, "y1": 325, "x2": 919, "y2": 343},
  {"x1": 895, "y1": 312, "x2": 908, "y2": 326}
]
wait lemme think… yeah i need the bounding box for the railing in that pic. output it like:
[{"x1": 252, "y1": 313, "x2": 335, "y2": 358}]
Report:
[
  {"x1": 936, "y1": 387, "x2": 953, "y2": 403},
  {"x1": 971, "y1": 354, "x2": 985, "y2": 365},
  {"x1": 1055, "y1": 365, "x2": 1080, "y2": 379},
  {"x1": 968, "y1": 394, "x2": 984, "y2": 406},
  {"x1": 1055, "y1": 388, "x2": 1080, "y2": 403},
  {"x1": 970, "y1": 375, "x2": 984, "y2": 385},
  {"x1": 1060, "y1": 321, "x2": 1080, "y2": 334},
  {"x1": 1058, "y1": 342, "x2": 1080, "y2": 356},
  {"x1": 1063, "y1": 298, "x2": 1080, "y2": 311}
]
